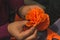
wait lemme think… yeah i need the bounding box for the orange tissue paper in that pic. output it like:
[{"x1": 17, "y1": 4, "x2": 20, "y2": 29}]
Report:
[{"x1": 25, "y1": 7, "x2": 50, "y2": 31}]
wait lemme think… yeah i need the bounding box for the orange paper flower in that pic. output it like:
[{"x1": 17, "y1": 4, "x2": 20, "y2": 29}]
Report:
[{"x1": 25, "y1": 7, "x2": 50, "y2": 31}]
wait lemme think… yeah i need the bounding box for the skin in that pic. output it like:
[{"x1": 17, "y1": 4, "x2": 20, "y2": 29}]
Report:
[
  {"x1": 8, "y1": 5, "x2": 42, "y2": 40},
  {"x1": 18, "y1": 5, "x2": 44, "y2": 19},
  {"x1": 8, "y1": 21, "x2": 37, "y2": 40}
]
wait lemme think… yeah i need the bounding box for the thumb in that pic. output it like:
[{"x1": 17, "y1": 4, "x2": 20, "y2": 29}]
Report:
[
  {"x1": 13, "y1": 21, "x2": 28, "y2": 31},
  {"x1": 8, "y1": 21, "x2": 28, "y2": 31},
  {"x1": 19, "y1": 21, "x2": 28, "y2": 26},
  {"x1": 10, "y1": 21, "x2": 28, "y2": 27},
  {"x1": 7, "y1": 21, "x2": 28, "y2": 37}
]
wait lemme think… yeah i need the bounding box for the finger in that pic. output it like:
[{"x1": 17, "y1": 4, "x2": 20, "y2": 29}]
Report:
[
  {"x1": 8, "y1": 21, "x2": 28, "y2": 37},
  {"x1": 10, "y1": 21, "x2": 28, "y2": 31},
  {"x1": 25, "y1": 29, "x2": 37, "y2": 40},
  {"x1": 17, "y1": 24, "x2": 37, "y2": 40},
  {"x1": 8, "y1": 21, "x2": 28, "y2": 28},
  {"x1": 13, "y1": 21, "x2": 28, "y2": 27},
  {"x1": 15, "y1": 21, "x2": 28, "y2": 31}
]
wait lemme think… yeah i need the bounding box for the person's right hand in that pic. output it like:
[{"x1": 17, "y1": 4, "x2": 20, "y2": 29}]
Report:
[{"x1": 8, "y1": 21, "x2": 37, "y2": 40}]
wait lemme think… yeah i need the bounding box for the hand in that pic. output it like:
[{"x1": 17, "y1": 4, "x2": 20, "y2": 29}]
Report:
[{"x1": 8, "y1": 21, "x2": 37, "y2": 40}]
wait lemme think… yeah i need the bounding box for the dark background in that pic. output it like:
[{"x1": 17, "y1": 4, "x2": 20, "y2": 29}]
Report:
[
  {"x1": 34, "y1": 0, "x2": 60, "y2": 25},
  {"x1": 33, "y1": 0, "x2": 60, "y2": 40}
]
